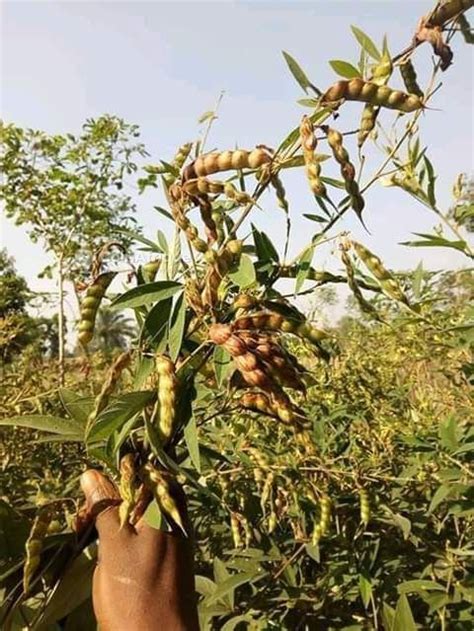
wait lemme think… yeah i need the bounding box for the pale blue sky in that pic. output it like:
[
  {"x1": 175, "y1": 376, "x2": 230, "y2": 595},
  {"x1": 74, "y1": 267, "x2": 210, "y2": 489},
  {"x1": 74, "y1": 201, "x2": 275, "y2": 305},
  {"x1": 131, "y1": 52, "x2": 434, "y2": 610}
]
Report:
[{"x1": 1, "y1": 1, "x2": 473, "y2": 320}]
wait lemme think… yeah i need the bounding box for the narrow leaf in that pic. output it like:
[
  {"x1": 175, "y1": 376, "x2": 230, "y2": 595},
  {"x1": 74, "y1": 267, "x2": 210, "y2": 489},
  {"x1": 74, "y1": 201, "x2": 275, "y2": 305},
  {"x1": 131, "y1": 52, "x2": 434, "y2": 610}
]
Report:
[
  {"x1": 111, "y1": 281, "x2": 181, "y2": 310},
  {"x1": 351, "y1": 26, "x2": 381, "y2": 60},
  {"x1": 329, "y1": 59, "x2": 362, "y2": 78}
]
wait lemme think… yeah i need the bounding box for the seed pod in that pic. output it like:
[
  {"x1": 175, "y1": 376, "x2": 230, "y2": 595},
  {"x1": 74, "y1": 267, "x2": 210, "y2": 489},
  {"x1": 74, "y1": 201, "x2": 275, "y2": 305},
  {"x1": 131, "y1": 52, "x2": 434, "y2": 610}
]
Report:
[
  {"x1": 143, "y1": 464, "x2": 187, "y2": 535},
  {"x1": 142, "y1": 259, "x2": 161, "y2": 283},
  {"x1": 359, "y1": 489, "x2": 371, "y2": 526},
  {"x1": 427, "y1": 0, "x2": 474, "y2": 27},
  {"x1": 358, "y1": 53, "x2": 392, "y2": 148},
  {"x1": 324, "y1": 126, "x2": 365, "y2": 223},
  {"x1": 300, "y1": 115, "x2": 327, "y2": 197},
  {"x1": 196, "y1": 194, "x2": 218, "y2": 242},
  {"x1": 185, "y1": 278, "x2": 205, "y2": 315},
  {"x1": 119, "y1": 453, "x2": 137, "y2": 529},
  {"x1": 183, "y1": 148, "x2": 272, "y2": 182},
  {"x1": 23, "y1": 507, "x2": 52, "y2": 592},
  {"x1": 319, "y1": 494, "x2": 331, "y2": 534},
  {"x1": 163, "y1": 142, "x2": 193, "y2": 186},
  {"x1": 399, "y1": 60, "x2": 423, "y2": 98},
  {"x1": 233, "y1": 293, "x2": 258, "y2": 311},
  {"x1": 352, "y1": 241, "x2": 410, "y2": 304},
  {"x1": 77, "y1": 271, "x2": 116, "y2": 346},
  {"x1": 268, "y1": 511, "x2": 278, "y2": 533},
  {"x1": 183, "y1": 177, "x2": 255, "y2": 206},
  {"x1": 357, "y1": 104, "x2": 379, "y2": 148},
  {"x1": 230, "y1": 512, "x2": 243, "y2": 548},
  {"x1": 232, "y1": 312, "x2": 328, "y2": 344},
  {"x1": 86, "y1": 351, "x2": 132, "y2": 434},
  {"x1": 340, "y1": 247, "x2": 381, "y2": 320},
  {"x1": 311, "y1": 523, "x2": 323, "y2": 545},
  {"x1": 270, "y1": 175, "x2": 289, "y2": 212},
  {"x1": 261, "y1": 471, "x2": 274, "y2": 509},
  {"x1": 155, "y1": 355, "x2": 178, "y2": 444},
  {"x1": 322, "y1": 79, "x2": 423, "y2": 112}
]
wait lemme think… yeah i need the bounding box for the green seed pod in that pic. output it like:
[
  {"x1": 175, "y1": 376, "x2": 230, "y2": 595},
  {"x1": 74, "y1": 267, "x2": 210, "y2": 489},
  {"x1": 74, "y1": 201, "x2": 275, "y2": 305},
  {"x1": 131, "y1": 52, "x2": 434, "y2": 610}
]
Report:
[
  {"x1": 232, "y1": 312, "x2": 329, "y2": 344},
  {"x1": 77, "y1": 271, "x2": 116, "y2": 347},
  {"x1": 143, "y1": 464, "x2": 187, "y2": 535},
  {"x1": 399, "y1": 60, "x2": 423, "y2": 97},
  {"x1": 155, "y1": 355, "x2": 178, "y2": 444},
  {"x1": 359, "y1": 489, "x2": 371, "y2": 525},
  {"x1": 311, "y1": 523, "x2": 323, "y2": 545},
  {"x1": 340, "y1": 247, "x2": 381, "y2": 320},
  {"x1": 352, "y1": 241, "x2": 409, "y2": 305},
  {"x1": 23, "y1": 507, "x2": 52, "y2": 593}
]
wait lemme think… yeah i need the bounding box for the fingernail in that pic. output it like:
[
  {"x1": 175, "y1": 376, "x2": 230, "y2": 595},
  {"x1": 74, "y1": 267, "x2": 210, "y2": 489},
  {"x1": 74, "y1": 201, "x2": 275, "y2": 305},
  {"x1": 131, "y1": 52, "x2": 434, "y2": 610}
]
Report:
[{"x1": 80, "y1": 470, "x2": 119, "y2": 506}]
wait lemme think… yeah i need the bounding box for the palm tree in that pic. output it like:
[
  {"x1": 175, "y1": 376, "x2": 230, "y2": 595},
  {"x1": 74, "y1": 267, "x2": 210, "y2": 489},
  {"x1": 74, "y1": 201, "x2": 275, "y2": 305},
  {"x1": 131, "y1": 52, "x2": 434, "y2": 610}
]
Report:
[{"x1": 90, "y1": 308, "x2": 137, "y2": 352}]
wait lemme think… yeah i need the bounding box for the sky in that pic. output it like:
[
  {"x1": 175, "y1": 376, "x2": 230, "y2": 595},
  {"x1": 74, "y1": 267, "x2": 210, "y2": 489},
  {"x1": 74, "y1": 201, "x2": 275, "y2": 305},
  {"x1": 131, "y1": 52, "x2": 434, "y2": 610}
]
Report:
[{"x1": 1, "y1": 0, "x2": 473, "y2": 323}]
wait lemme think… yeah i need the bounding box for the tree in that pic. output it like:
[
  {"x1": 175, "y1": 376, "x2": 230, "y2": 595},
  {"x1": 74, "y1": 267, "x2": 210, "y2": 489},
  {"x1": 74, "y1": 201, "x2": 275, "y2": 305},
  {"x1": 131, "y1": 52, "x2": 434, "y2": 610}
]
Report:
[
  {"x1": 0, "y1": 115, "x2": 147, "y2": 383},
  {"x1": 88, "y1": 308, "x2": 136, "y2": 353}
]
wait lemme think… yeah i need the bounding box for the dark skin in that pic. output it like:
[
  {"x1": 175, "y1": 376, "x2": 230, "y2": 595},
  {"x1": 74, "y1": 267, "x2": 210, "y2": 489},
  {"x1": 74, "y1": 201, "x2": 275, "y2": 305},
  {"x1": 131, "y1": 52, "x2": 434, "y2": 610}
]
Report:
[{"x1": 80, "y1": 470, "x2": 199, "y2": 631}]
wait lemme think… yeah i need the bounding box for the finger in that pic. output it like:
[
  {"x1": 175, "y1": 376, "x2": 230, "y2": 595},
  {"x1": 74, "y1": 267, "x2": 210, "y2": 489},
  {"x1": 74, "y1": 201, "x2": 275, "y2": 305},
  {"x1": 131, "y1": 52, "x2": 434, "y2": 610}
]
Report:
[{"x1": 80, "y1": 469, "x2": 124, "y2": 538}]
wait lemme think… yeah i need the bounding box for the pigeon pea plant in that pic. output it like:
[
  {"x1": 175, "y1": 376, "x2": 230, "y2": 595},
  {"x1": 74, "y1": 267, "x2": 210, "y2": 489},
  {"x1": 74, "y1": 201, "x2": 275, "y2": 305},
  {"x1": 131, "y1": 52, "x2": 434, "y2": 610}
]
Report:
[{"x1": 1, "y1": 1, "x2": 473, "y2": 629}]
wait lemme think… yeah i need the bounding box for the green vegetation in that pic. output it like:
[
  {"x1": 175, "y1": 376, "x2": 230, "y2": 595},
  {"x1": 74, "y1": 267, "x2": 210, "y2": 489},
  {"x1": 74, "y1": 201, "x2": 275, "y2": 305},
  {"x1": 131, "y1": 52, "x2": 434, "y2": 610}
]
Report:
[{"x1": 1, "y1": 2, "x2": 473, "y2": 629}]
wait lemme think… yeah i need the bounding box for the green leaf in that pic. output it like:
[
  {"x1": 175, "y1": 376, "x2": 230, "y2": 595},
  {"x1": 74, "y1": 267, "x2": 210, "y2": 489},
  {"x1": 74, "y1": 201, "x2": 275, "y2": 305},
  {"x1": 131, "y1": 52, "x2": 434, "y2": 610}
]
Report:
[
  {"x1": 35, "y1": 546, "x2": 96, "y2": 629},
  {"x1": 221, "y1": 615, "x2": 254, "y2": 631},
  {"x1": 229, "y1": 254, "x2": 256, "y2": 288},
  {"x1": 59, "y1": 389, "x2": 93, "y2": 426},
  {"x1": 206, "y1": 572, "x2": 255, "y2": 606},
  {"x1": 157, "y1": 230, "x2": 168, "y2": 253},
  {"x1": 351, "y1": 26, "x2": 381, "y2": 61},
  {"x1": 303, "y1": 213, "x2": 327, "y2": 223},
  {"x1": 153, "y1": 206, "x2": 173, "y2": 221},
  {"x1": 87, "y1": 391, "x2": 153, "y2": 443},
  {"x1": 198, "y1": 110, "x2": 216, "y2": 124},
  {"x1": 252, "y1": 225, "x2": 279, "y2": 264},
  {"x1": 213, "y1": 346, "x2": 233, "y2": 387},
  {"x1": 382, "y1": 602, "x2": 395, "y2": 630},
  {"x1": 401, "y1": 233, "x2": 469, "y2": 255},
  {"x1": 329, "y1": 60, "x2": 362, "y2": 79},
  {"x1": 110, "y1": 281, "x2": 181, "y2": 310},
  {"x1": 297, "y1": 98, "x2": 320, "y2": 108},
  {"x1": 439, "y1": 416, "x2": 459, "y2": 452},
  {"x1": 213, "y1": 557, "x2": 233, "y2": 608},
  {"x1": 359, "y1": 573, "x2": 372, "y2": 609},
  {"x1": 184, "y1": 415, "x2": 201, "y2": 473},
  {"x1": 397, "y1": 580, "x2": 445, "y2": 594},
  {"x1": 392, "y1": 594, "x2": 417, "y2": 631},
  {"x1": 0, "y1": 500, "x2": 30, "y2": 560},
  {"x1": 0, "y1": 415, "x2": 81, "y2": 436},
  {"x1": 168, "y1": 293, "x2": 186, "y2": 361},
  {"x1": 412, "y1": 261, "x2": 424, "y2": 299},
  {"x1": 143, "y1": 499, "x2": 162, "y2": 530},
  {"x1": 295, "y1": 245, "x2": 315, "y2": 293},
  {"x1": 195, "y1": 575, "x2": 217, "y2": 597},
  {"x1": 119, "y1": 228, "x2": 163, "y2": 253},
  {"x1": 429, "y1": 484, "x2": 452, "y2": 513},
  {"x1": 140, "y1": 297, "x2": 173, "y2": 350},
  {"x1": 423, "y1": 155, "x2": 437, "y2": 207},
  {"x1": 282, "y1": 51, "x2": 312, "y2": 93}
]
